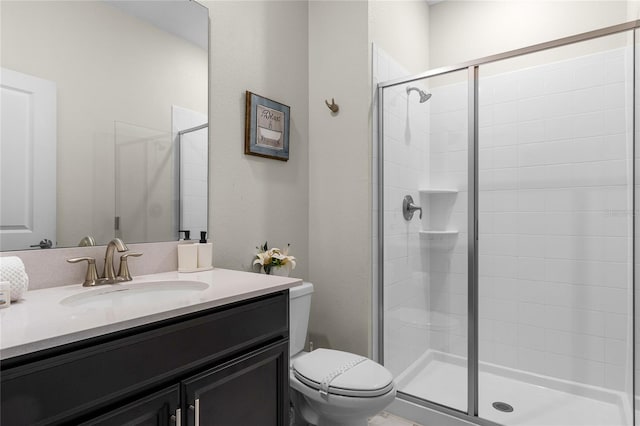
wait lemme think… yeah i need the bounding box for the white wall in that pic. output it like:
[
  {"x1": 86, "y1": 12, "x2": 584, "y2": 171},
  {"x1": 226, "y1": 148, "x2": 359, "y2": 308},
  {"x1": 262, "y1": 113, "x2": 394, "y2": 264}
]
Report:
[{"x1": 206, "y1": 1, "x2": 310, "y2": 280}]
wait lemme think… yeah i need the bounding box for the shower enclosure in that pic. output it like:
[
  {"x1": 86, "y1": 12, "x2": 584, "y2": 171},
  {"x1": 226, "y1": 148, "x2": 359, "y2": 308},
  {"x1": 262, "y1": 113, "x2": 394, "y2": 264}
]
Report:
[{"x1": 376, "y1": 22, "x2": 638, "y2": 426}]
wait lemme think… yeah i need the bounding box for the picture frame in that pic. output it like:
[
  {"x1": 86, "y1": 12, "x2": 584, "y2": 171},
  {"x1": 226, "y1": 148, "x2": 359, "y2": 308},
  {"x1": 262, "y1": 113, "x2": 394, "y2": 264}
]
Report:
[{"x1": 244, "y1": 91, "x2": 290, "y2": 161}]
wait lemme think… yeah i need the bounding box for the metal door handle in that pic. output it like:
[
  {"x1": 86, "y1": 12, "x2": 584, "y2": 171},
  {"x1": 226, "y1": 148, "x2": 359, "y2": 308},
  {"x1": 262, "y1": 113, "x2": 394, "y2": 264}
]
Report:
[
  {"x1": 30, "y1": 239, "x2": 53, "y2": 249},
  {"x1": 189, "y1": 399, "x2": 200, "y2": 426},
  {"x1": 171, "y1": 408, "x2": 181, "y2": 426}
]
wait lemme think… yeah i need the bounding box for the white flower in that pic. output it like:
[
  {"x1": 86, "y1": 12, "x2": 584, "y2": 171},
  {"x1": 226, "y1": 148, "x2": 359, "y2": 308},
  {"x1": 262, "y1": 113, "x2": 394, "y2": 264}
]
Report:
[
  {"x1": 254, "y1": 243, "x2": 296, "y2": 271},
  {"x1": 253, "y1": 251, "x2": 269, "y2": 266}
]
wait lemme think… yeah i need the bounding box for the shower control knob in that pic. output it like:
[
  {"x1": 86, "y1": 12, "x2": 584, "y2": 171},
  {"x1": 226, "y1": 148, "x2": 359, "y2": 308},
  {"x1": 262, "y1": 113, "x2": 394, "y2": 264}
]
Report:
[{"x1": 403, "y1": 195, "x2": 423, "y2": 221}]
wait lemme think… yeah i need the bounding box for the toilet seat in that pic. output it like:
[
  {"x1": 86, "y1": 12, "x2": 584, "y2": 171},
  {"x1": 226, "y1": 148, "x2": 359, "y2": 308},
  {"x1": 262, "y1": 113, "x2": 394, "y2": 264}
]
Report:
[{"x1": 292, "y1": 349, "x2": 394, "y2": 398}]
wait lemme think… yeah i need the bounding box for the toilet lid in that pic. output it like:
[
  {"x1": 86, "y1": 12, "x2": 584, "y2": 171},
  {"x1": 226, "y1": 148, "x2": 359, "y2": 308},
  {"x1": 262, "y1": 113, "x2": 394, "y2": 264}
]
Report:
[{"x1": 292, "y1": 349, "x2": 394, "y2": 398}]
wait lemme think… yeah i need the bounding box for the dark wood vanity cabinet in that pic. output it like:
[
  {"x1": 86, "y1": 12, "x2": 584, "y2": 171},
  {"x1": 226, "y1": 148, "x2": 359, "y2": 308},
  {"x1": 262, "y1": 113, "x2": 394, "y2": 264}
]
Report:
[
  {"x1": 0, "y1": 291, "x2": 290, "y2": 426},
  {"x1": 182, "y1": 341, "x2": 288, "y2": 425},
  {"x1": 80, "y1": 385, "x2": 181, "y2": 426}
]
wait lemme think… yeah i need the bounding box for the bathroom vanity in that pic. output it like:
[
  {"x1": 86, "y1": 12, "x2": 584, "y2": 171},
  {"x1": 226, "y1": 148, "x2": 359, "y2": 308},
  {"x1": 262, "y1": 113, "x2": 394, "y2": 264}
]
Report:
[{"x1": 0, "y1": 269, "x2": 300, "y2": 425}]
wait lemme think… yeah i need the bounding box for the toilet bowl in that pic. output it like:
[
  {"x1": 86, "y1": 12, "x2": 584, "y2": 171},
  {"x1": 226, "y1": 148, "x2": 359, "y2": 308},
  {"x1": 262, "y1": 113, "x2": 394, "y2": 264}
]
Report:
[{"x1": 289, "y1": 282, "x2": 396, "y2": 426}]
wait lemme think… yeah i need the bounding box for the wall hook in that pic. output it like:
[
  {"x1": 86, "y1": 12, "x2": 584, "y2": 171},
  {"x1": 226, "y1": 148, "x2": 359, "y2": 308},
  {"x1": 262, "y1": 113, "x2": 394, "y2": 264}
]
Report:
[{"x1": 325, "y1": 98, "x2": 339, "y2": 113}]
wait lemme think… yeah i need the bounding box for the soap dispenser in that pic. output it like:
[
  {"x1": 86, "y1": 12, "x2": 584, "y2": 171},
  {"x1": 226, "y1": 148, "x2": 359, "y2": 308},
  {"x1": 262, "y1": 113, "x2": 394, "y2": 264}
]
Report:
[
  {"x1": 197, "y1": 231, "x2": 213, "y2": 269},
  {"x1": 178, "y1": 230, "x2": 198, "y2": 272}
]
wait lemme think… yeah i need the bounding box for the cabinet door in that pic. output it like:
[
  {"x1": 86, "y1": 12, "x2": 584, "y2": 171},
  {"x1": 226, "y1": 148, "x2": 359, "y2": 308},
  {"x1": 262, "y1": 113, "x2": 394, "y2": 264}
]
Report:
[
  {"x1": 183, "y1": 341, "x2": 289, "y2": 426},
  {"x1": 80, "y1": 385, "x2": 181, "y2": 426}
]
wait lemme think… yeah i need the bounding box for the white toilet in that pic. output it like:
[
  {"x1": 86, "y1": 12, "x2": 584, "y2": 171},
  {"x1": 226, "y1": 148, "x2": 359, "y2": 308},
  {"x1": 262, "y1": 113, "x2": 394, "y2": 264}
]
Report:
[{"x1": 289, "y1": 282, "x2": 396, "y2": 426}]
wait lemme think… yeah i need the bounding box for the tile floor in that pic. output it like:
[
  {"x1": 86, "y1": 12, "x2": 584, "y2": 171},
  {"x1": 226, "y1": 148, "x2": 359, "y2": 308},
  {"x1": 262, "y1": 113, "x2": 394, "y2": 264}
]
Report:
[{"x1": 369, "y1": 411, "x2": 423, "y2": 426}]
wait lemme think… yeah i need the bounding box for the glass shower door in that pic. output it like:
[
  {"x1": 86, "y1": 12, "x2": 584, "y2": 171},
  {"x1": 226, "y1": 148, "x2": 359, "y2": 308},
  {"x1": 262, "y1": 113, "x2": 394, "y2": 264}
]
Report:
[
  {"x1": 380, "y1": 66, "x2": 469, "y2": 412},
  {"x1": 477, "y1": 31, "x2": 635, "y2": 426},
  {"x1": 635, "y1": 27, "x2": 640, "y2": 426}
]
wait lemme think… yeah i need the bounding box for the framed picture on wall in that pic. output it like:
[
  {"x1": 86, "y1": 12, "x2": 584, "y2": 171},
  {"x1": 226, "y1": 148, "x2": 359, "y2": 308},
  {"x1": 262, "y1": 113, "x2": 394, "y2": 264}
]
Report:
[{"x1": 244, "y1": 91, "x2": 290, "y2": 161}]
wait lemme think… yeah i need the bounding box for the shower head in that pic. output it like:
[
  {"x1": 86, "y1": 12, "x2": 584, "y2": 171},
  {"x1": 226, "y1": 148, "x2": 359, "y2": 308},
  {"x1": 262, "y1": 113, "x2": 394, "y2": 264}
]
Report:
[{"x1": 406, "y1": 86, "x2": 432, "y2": 103}]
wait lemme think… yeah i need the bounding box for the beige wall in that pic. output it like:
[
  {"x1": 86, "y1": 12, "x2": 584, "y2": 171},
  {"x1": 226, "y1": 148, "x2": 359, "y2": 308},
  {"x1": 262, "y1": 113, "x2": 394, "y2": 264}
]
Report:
[
  {"x1": 429, "y1": 0, "x2": 634, "y2": 69},
  {"x1": 308, "y1": 1, "x2": 372, "y2": 356},
  {"x1": 304, "y1": 0, "x2": 430, "y2": 359},
  {"x1": 207, "y1": 1, "x2": 376, "y2": 357},
  {"x1": 206, "y1": 1, "x2": 310, "y2": 280},
  {"x1": 370, "y1": 0, "x2": 430, "y2": 75}
]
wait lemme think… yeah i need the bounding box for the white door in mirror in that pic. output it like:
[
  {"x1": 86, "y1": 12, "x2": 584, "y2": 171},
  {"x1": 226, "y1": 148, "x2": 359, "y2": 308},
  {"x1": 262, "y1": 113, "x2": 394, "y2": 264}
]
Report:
[{"x1": 0, "y1": 68, "x2": 56, "y2": 251}]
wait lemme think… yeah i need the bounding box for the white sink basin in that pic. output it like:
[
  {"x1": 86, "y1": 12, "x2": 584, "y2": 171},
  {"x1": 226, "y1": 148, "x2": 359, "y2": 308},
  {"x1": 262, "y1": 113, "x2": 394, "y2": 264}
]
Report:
[{"x1": 60, "y1": 280, "x2": 209, "y2": 308}]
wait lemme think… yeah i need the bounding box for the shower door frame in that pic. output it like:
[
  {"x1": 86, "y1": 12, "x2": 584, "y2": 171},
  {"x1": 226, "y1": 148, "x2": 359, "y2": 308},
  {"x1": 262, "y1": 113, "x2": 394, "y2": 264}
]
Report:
[{"x1": 377, "y1": 19, "x2": 640, "y2": 426}]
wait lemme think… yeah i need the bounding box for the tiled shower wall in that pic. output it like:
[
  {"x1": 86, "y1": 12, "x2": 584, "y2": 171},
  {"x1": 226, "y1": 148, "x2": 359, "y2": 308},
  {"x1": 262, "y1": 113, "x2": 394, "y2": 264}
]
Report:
[
  {"x1": 374, "y1": 45, "x2": 432, "y2": 377},
  {"x1": 422, "y1": 75, "x2": 470, "y2": 361},
  {"x1": 378, "y1": 41, "x2": 634, "y2": 393},
  {"x1": 430, "y1": 46, "x2": 634, "y2": 391}
]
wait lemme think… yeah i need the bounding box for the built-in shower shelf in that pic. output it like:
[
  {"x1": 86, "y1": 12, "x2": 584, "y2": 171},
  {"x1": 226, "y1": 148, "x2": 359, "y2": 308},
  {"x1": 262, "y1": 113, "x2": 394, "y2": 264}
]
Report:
[
  {"x1": 420, "y1": 230, "x2": 458, "y2": 236},
  {"x1": 419, "y1": 188, "x2": 458, "y2": 194},
  {"x1": 387, "y1": 307, "x2": 460, "y2": 331},
  {"x1": 419, "y1": 230, "x2": 459, "y2": 244}
]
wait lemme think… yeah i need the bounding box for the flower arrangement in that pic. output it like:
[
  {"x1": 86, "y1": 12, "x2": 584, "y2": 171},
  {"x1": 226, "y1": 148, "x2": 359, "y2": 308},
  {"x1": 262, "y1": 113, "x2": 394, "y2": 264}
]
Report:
[{"x1": 254, "y1": 241, "x2": 296, "y2": 275}]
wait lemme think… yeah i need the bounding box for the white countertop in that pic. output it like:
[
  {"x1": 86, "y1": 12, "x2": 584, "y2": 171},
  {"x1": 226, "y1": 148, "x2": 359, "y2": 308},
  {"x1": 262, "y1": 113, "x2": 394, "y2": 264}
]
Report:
[{"x1": 0, "y1": 268, "x2": 302, "y2": 360}]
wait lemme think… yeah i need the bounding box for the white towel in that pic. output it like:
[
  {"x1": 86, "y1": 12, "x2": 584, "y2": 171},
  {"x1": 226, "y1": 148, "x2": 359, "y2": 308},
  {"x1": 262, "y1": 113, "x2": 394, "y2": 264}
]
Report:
[{"x1": 0, "y1": 256, "x2": 29, "y2": 301}]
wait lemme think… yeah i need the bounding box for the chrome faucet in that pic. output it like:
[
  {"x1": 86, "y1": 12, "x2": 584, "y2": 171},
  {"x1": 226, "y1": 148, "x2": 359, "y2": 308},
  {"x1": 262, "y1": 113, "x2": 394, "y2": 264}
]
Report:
[{"x1": 103, "y1": 238, "x2": 129, "y2": 282}]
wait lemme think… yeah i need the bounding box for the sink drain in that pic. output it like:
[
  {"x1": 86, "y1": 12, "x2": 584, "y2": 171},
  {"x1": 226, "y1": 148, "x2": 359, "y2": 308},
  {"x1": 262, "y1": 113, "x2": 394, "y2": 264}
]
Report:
[{"x1": 492, "y1": 401, "x2": 514, "y2": 412}]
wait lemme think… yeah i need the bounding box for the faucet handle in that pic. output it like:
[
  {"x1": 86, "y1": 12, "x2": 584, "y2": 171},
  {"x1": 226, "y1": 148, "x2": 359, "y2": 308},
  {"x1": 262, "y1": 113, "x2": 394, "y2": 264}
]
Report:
[
  {"x1": 117, "y1": 252, "x2": 143, "y2": 281},
  {"x1": 402, "y1": 195, "x2": 423, "y2": 220},
  {"x1": 67, "y1": 257, "x2": 99, "y2": 287}
]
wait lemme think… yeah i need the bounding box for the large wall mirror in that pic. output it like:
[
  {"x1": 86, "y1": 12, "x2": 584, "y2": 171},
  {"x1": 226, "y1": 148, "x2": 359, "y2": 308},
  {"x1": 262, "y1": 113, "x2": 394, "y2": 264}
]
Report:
[{"x1": 0, "y1": 0, "x2": 209, "y2": 251}]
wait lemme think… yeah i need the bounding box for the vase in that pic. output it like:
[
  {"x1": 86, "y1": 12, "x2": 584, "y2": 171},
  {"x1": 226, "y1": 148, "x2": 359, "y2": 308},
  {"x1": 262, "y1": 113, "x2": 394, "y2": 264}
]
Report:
[{"x1": 270, "y1": 266, "x2": 290, "y2": 277}]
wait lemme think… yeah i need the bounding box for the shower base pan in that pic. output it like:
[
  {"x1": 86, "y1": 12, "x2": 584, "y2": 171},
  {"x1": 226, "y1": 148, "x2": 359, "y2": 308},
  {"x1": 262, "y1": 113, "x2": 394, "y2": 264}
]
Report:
[{"x1": 395, "y1": 350, "x2": 632, "y2": 426}]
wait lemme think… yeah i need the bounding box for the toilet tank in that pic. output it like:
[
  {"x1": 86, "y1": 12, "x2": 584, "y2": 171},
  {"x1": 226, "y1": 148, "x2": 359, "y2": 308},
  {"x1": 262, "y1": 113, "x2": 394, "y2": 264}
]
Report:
[{"x1": 289, "y1": 282, "x2": 314, "y2": 357}]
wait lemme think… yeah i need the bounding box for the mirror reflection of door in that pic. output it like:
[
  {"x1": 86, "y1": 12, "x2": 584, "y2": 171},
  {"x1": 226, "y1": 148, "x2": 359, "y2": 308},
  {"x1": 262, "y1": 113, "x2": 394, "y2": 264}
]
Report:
[{"x1": 0, "y1": 68, "x2": 56, "y2": 251}]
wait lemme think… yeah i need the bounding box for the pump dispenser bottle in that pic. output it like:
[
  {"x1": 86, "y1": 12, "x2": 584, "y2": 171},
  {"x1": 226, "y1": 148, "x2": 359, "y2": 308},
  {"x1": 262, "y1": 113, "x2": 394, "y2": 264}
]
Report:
[
  {"x1": 197, "y1": 231, "x2": 213, "y2": 269},
  {"x1": 178, "y1": 230, "x2": 198, "y2": 272}
]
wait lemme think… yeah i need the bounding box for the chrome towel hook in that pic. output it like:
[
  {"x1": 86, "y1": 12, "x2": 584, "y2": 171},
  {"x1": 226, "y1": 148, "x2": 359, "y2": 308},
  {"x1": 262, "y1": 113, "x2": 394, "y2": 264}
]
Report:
[{"x1": 325, "y1": 98, "x2": 339, "y2": 113}]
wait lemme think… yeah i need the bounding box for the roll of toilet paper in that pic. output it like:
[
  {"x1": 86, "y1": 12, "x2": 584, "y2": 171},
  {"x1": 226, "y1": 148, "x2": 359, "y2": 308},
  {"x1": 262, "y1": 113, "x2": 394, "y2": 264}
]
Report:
[{"x1": 0, "y1": 256, "x2": 29, "y2": 301}]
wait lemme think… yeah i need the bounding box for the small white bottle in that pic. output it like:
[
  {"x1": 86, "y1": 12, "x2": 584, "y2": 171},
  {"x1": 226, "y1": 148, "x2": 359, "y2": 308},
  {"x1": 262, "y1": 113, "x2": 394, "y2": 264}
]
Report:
[
  {"x1": 178, "y1": 230, "x2": 198, "y2": 272},
  {"x1": 197, "y1": 231, "x2": 213, "y2": 269}
]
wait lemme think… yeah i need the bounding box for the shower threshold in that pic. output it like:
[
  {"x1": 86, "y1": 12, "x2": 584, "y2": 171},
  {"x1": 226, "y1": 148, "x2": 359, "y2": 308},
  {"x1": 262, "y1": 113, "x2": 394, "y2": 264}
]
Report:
[{"x1": 395, "y1": 350, "x2": 631, "y2": 426}]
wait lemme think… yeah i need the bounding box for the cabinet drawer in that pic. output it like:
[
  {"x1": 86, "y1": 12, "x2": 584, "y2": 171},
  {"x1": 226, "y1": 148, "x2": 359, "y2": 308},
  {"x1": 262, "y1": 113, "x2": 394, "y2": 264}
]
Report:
[{"x1": 1, "y1": 292, "x2": 288, "y2": 425}]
